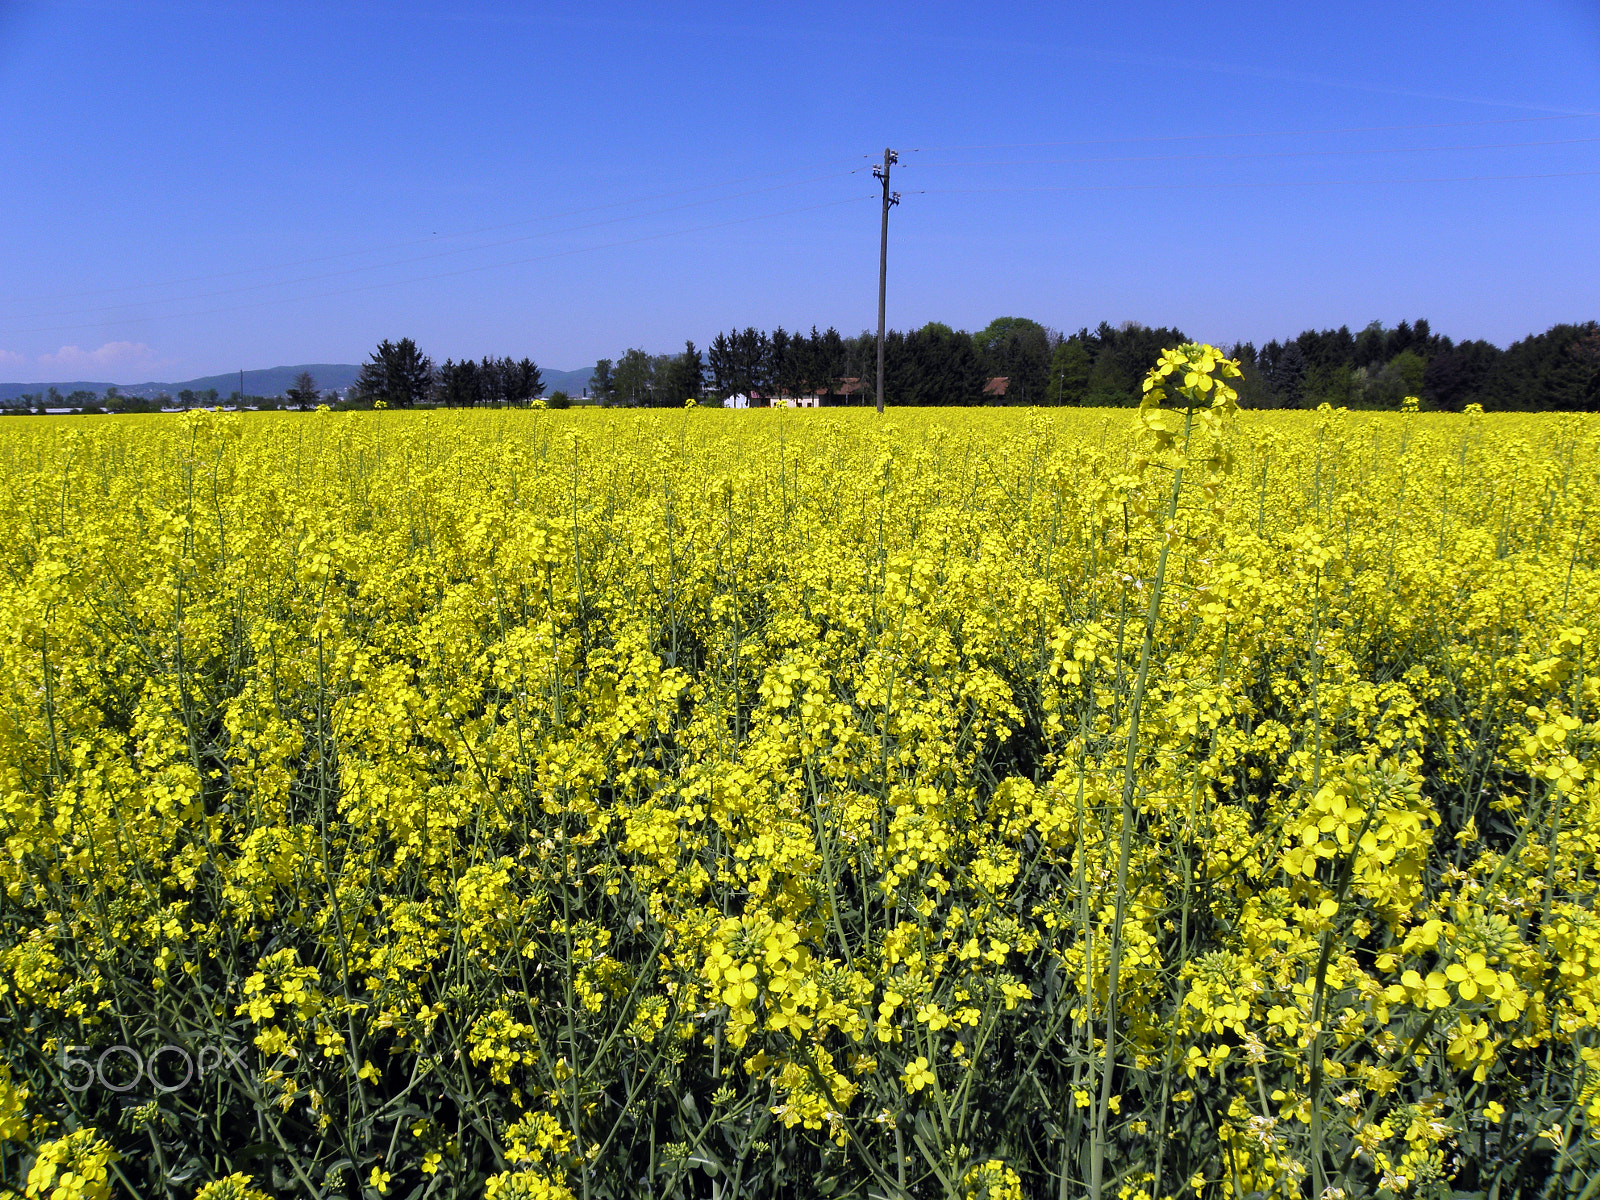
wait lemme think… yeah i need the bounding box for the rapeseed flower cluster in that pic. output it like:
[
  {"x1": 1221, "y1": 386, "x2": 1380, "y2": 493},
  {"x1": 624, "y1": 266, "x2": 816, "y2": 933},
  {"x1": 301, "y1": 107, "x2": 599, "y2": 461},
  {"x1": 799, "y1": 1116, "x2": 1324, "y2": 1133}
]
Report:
[{"x1": 0, "y1": 359, "x2": 1596, "y2": 1197}]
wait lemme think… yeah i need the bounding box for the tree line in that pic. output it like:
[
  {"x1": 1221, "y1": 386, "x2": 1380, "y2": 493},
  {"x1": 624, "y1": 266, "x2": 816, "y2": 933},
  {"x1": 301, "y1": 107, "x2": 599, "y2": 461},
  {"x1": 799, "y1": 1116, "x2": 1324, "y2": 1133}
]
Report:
[
  {"x1": 353, "y1": 339, "x2": 550, "y2": 407},
  {"x1": 6, "y1": 374, "x2": 330, "y2": 414},
  {"x1": 588, "y1": 343, "x2": 707, "y2": 408},
  {"x1": 1238, "y1": 319, "x2": 1600, "y2": 411},
  {"x1": 5, "y1": 344, "x2": 551, "y2": 414},
  {"x1": 589, "y1": 317, "x2": 1600, "y2": 411},
  {"x1": 587, "y1": 319, "x2": 1086, "y2": 408},
  {"x1": 10, "y1": 319, "x2": 1595, "y2": 416}
]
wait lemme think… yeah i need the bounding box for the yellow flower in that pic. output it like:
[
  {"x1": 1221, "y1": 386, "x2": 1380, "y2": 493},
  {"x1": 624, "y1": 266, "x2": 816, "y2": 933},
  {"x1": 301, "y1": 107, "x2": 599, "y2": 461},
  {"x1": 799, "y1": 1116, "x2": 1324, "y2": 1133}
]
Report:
[
  {"x1": 194, "y1": 1176, "x2": 271, "y2": 1200},
  {"x1": 901, "y1": 1056, "x2": 936, "y2": 1094},
  {"x1": 1, "y1": 386, "x2": 1596, "y2": 1198}
]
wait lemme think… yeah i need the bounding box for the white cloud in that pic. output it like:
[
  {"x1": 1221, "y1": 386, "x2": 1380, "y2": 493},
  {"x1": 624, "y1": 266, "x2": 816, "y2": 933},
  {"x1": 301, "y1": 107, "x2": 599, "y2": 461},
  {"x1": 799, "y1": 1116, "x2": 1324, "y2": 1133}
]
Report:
[
  {"x1": 36, "y1": 341, "x2": 168, "y2": 377},
  {"x1": 0, "y1": 349, "x2": 27, "y2": 370}
]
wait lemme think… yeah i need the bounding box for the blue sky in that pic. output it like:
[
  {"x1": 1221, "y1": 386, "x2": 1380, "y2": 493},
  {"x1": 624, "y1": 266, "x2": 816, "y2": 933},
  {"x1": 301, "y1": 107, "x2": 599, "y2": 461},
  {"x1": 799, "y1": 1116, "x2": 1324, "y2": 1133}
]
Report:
[{"x1": 1, "y1": 0, "x2": 1597, "y2": 382}]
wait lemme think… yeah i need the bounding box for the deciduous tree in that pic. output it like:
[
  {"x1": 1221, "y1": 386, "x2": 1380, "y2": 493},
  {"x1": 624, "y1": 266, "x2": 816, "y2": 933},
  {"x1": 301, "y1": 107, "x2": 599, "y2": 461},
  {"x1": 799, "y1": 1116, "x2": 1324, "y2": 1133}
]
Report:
[
  {"x1": 590, "y1": 359, "x2": 615, "y2": 406},
  {"x1": 1047, "y1": 339, "x2": 1092, "y2": 406}
]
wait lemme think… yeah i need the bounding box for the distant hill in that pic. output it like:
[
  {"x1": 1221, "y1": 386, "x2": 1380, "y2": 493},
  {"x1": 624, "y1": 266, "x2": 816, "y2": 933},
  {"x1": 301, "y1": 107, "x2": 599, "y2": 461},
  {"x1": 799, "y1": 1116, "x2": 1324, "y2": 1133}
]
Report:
[
  {"x1": 1, "y1": 362, "x2": 593, "y2": 403},
  {"x1": 0, "y1": 364, "x2": 361, "y2": 403},
  {"x1": 162, "y1": 364, "x2": 363, "y2": 399},
  {"x1": 542, "y1": 367, "x2": 593, "y2": 398}
]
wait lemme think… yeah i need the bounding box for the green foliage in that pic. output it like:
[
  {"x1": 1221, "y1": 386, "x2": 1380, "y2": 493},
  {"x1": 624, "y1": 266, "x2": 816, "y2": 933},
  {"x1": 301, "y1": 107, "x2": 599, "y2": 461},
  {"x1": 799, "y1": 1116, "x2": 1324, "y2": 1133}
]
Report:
[
  {"x1": 284, "y1": 371, "x2": 321, "y2": 408},
  {"x1": 895, "y1": 323, "x2": 985, "y2": 406},
  {"x1": 611, "y1": 347, "x2": 657, "y2": 406},
  {"x1": 1302, "y1": 363, "x2": 1360, "y2": 409},
  {"x1": 657, "y1": 341, "x2": 704, "y2": 407},
  {"x1": 1489, "y1": 323, "x2": 1600, "y2": 411},
  {"x1": 632, "y1": 317, "x2": 1600, "y2": 413},
  {"x1": 590, "y1": 359, "x2": 615, "y2": 406},
  {"x1": 1080, "y1": 322, "x2": 1192, "y2": 407},
  {"x1": 1047, "y1": 340, "x2": 1092, "y2": 406},
  {"x1": 355, "y1": 337, "x2": 434, "y2": 408},
  {"x1": 975, "y1": 317, "x2": 1052, "y2": 404},
  {"x1": 1424, "y1": 339, "x2": 1501, "y2": 412}
]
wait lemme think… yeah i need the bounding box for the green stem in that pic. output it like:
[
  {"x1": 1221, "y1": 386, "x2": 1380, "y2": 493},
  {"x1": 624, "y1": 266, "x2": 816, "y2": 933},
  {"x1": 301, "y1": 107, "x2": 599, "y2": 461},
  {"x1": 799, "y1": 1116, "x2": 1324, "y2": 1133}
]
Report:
[{"x1": 1090, "y1": 405, "x2": 1193, "y2": 1200}]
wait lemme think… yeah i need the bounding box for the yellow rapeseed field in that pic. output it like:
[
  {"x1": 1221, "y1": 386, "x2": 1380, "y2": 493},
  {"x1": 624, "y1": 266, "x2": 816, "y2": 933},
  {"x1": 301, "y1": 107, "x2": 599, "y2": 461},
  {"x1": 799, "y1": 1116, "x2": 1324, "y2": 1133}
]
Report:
[{"x1": 0, "y1": 348, "x2": 1596, "y2": 1199}]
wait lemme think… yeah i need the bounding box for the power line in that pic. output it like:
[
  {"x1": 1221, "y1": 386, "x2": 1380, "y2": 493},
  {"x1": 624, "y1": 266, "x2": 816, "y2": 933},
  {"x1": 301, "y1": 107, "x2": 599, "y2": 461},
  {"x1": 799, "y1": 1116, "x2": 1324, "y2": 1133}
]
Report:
[
  {"x1": 16, "y1": 118, "x2": 1588, "y2": 310},
  {"x1": 911, "y1": 136, "x2": 1600, "y2": 169},
  {"x1": 914, "y1": 168, "x2": 1600, "y2": 196},
  {"x1": 2, "y1": 195, "x2": 877, "y2": 337},
  {"x1": 903, "y1": 112, "x2": 1599, "y2": 153},
  {"x1": 11, "y1": 114, "x2": 1592, "y2": 318},
  {"x1": 0, "y1": 156, "x2": 875, "y2": 307},
  {"x1": 2, "y1": 169, "x2": 867, "y2": 323},
  {"x1": 8, "y1": 118, "x2": 1594, "y2": 344}
]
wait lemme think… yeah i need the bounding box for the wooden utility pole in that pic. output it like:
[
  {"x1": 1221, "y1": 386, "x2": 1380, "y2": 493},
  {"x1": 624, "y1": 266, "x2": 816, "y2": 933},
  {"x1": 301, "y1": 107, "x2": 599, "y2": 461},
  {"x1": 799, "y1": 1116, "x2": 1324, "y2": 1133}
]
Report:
[{"x1": 873, "y1": 147, "x2": 899, "y2": 415}]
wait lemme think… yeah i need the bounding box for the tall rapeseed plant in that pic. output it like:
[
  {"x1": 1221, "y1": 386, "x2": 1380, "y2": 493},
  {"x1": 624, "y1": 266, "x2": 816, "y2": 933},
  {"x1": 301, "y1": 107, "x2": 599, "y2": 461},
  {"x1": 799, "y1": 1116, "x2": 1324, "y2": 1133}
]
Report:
[{"x1": 1090, "y1": 345, "x2": 1241, "y2": 1200}]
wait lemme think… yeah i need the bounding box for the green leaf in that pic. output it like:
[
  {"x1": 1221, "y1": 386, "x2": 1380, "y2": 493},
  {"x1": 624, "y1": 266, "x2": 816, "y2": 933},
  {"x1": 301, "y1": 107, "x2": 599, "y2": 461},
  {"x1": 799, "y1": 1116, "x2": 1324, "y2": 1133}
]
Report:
[{"x1": 688, "y1": 1154, "x2": 721, "y2": 1177}]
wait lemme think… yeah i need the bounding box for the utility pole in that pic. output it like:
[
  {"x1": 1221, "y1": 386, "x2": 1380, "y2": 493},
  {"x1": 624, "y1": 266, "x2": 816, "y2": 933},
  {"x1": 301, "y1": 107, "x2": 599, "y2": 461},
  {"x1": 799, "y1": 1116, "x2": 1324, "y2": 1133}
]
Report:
[{"x1": 873, "y1": 147, "x2": 899, "y2": 415}]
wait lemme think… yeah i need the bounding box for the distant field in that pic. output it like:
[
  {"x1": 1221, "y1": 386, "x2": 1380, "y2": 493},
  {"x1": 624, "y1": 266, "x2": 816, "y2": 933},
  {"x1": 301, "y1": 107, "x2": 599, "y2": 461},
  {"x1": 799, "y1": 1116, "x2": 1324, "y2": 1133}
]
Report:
[{"x1": 1, "y1": 399, "x2": 1596, "y2": 1198}]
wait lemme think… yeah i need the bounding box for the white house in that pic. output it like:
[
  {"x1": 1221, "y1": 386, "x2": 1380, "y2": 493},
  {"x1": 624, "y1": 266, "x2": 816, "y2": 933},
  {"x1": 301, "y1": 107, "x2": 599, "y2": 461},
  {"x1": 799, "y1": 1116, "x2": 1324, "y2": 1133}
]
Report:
[{"x1": 724, "y1": 393, "x2": 819, "y2": 409}]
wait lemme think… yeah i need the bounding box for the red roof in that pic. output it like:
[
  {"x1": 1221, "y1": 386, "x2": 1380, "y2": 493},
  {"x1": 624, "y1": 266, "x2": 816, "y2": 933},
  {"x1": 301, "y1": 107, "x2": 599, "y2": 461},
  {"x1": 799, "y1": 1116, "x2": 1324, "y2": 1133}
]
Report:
[
  {"x1": 983, "y1": 376, "x2": 1010, "y2": 397},
  {"x1": 825, "y1": 377, "x2": 867, "y2": 396},
  {"x1": 748, "y1": 378, "x2": 868, "y2": 401}
]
